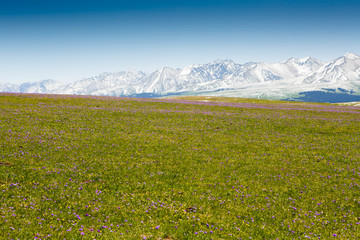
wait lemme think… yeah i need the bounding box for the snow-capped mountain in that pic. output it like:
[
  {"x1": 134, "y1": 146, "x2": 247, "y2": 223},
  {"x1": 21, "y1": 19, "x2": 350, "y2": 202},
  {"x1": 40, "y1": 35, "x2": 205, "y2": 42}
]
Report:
[
  {"x1": 304, "y1": 52, "x2": 360, "y2": 84},
  {"x1": 1, "y1": 53, "x2": 360, "y2": 102},
  {"x1": 62, "y1": 70, "x2": 146, "y2": 96},
  {"x1": 142, "y1": 67, "x2": 181, "y2": 93}
]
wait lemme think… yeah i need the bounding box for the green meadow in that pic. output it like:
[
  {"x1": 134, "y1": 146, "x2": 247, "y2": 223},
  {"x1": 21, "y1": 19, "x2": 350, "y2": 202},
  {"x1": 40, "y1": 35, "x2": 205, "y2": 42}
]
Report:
[{"x1": 1, "y1": 93, "x2": 360, "y2": 239}]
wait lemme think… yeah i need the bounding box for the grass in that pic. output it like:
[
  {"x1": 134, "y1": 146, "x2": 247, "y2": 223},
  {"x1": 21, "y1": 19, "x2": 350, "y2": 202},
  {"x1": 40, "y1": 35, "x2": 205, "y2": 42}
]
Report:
[{"x1": 1, "y1": 93, "x2": 360, "y2": 239}]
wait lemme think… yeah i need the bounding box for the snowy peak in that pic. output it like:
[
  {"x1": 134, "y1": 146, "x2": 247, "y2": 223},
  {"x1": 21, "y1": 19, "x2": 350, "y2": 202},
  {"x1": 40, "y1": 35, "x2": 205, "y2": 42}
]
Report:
[
  {"x1": 142, "y1": 67, "x2": 180, "y2": 93},
  {"x1": 176, "y1": 60, "x2": 241, "y2": 84},
  {"x1": 265, "y1": 56, "x2": 324, "y2": 79},
  {"x1": 283, "y1": 57, "x2": 317, "y2": 71},
  {"x1": 204, "y1": 59, "x2": 239, "y2": 79},
  {"x1": 304, "y1": 52, "x2": 360, "y2": 84},
  {"x1": 298, "y1": 56, "x2": 312, "y2": 63},
  {"x1": 283, "y1": 56, "x2": 323, "y2": 67},
  {"x1": 156, "y1": 67, "x2": 178, "y2": 75},
  {"x1": 298, "y1": 56, "x2": 324, "y2": 66},
  {"x1": 344, "y1": 52, "x2": 360, "y2": 60},
  {"x1": 210, "y1": 59, "x2": 236, "y2": 66}
]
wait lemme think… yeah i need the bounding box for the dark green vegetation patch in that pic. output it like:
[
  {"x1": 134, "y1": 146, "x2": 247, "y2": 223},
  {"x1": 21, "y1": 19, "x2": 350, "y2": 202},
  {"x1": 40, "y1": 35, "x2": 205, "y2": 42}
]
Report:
[{"x1": 1, "y1": 93, "x2": 360, "y2": 239}]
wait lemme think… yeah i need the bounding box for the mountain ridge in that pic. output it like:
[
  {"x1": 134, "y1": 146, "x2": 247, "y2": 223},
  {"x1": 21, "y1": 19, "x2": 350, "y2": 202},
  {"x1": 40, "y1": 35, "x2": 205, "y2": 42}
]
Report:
[{"x1": 1, "y1": 53, "x2": 360, "y2": 103}]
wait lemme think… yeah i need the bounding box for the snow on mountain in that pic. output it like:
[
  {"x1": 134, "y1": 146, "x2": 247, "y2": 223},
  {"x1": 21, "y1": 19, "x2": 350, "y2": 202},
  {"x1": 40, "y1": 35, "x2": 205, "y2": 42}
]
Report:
[
  {"x1": 1, "y1": 53, "x2": 360, "y2": 102},
  {"x1": 0, "y1": 83, "x2": 19, "y2": 93},
  {"x1": 304, "y1": 52, "x2": 360, "y2": 84},
  {"x1": 16, "y1": 79, "x2": 66, "y2": 94},
  {"x1": 62, "y1": 70, "x2": 146, "y2": 96},
  {"x1": 344, "y1": 52, "x2": 360, "y2": 60},
  {"x1": 177, "y1": 59, "x2": 239, "y2": 87},
  {"x1": 141, "y1": 67, "x2": 181, "y2": 93}
]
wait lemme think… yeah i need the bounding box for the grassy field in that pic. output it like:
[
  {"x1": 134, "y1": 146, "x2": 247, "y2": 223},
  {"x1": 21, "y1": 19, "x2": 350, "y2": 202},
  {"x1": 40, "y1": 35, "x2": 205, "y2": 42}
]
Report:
[{"x1": 1, "y1": 93, "x2": 360, "y2": 239}]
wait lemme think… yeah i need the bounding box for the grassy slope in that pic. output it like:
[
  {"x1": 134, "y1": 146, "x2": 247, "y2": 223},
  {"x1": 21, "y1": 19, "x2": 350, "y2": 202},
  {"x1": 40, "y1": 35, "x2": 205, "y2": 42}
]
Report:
[{"x1": 1, "y1": 93, "x2": 360, "y2": 239}]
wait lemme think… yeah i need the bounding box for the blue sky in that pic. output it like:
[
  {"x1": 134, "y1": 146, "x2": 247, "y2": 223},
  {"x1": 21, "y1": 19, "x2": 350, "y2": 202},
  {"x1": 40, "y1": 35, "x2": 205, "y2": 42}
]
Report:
[{"x1": 1, "y1": 0, "x2": 360, "y2": 83}]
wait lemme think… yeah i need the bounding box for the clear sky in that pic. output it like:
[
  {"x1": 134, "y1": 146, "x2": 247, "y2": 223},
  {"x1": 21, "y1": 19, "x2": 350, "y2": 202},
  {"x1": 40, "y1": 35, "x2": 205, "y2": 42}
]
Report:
[{"x1": 1, "y1": 0, "x2": 360, "y2": 83}]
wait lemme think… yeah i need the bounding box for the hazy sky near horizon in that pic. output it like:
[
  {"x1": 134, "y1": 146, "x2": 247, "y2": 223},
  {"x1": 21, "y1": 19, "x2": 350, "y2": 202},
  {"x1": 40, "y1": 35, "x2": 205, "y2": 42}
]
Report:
[{"x1": 1, "y1": 0, "x2": 360, "y2": 83}]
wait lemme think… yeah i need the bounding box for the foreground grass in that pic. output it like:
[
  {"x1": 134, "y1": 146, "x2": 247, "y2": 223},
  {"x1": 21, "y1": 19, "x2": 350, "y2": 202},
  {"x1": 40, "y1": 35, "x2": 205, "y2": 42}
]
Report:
[{"x1": 1, "y1": 93, "x2": 360, "y2": 239}]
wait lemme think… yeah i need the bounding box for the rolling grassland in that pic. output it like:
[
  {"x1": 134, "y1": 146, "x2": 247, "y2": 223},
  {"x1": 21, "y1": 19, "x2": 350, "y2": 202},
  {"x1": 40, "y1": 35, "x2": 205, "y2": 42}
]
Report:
[{"x1": 1, "y1": 93, "x2": 360, "y2": 239}]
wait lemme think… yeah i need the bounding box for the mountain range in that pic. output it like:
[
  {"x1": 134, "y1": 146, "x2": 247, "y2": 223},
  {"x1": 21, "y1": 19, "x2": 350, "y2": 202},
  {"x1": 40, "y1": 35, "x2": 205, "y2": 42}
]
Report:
[{"x1": 1, "y1": 52, "x2": 360, "y2": 103}]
